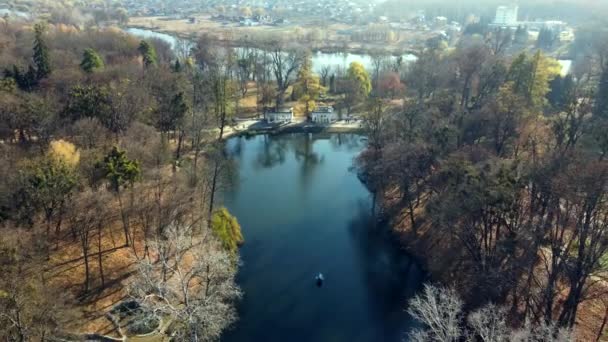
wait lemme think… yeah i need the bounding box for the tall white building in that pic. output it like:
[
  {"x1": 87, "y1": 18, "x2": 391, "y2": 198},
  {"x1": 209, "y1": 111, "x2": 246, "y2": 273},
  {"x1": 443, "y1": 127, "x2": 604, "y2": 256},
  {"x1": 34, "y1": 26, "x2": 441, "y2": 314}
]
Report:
[{"x1": 494, "y1": 5, "x2": 518, "y2": 26}]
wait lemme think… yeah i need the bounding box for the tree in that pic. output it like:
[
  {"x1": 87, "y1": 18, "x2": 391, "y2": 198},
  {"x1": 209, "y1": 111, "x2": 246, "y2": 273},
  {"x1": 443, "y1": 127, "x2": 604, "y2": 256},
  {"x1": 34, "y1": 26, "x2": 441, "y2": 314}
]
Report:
[
  {"x1": 0, "y1": 239, "x2": 77, "y2": 341},
  {"x1": 293, "y1": 53, "x2": 324, "y2": 118},
  {"x1": 455, "y1": 43, "x2": 489, "y2": 108},
  {"x1": 507, "y1": 51, "x2": 560, "y2": 108},
  {"x1": 408, "y1": 284, "x2": 573, "y2": 342},
  {"x1": 138, "y1": 40, "x2": 157, "y2": 69},
  {"x1": 4, "y1": 65, "x2": 38, "y2": 91},
  {"x1": 63, "y1": 85, "x2": 112, "y2": 123},
  {"x1": 63, "y1": 83, "x2": 138, "y2": 134},
  {"x1": 207, "y1": 66, "x2": 237, "y2": 140},
  {"x1": 406, "y1": 50, "x2": 443, "y2": 101},
  {"x1": 547, "y1": 74, "x2": 575, "y2": 112},
  {"x1": 130, "y1": 223, "x2": 241, "y2": 342},
  {"x1": 80, "y1": 48, "x2": 104, "y2": 74},
  {"x1": 369, "y1": 50, "x2": 387, "y2": 88},
  {"x1": 479, "y1": 83, "x2": 530, "y2": 156},
  {"x1": 173, "y1": 58, "x2": 182, "y2": 73},
  {"x1": 344, "y1": 61, "x2": 372, "y2": 112},
  {"x1": 98, "y1": 147, "x2": 141, "y2": 246},
  {"x1": 33, "y1": 23, "x2": 51, "y2": 81},
  {"x1": 269, "y1": 42, "x2": 303, "y2": 109},
  {"x1": 487, "y1": 27, "x2": 513, "y2": 55},
  {"x1": 14, "y1": 145, "x2": 78, "y2": 255},
  {"x1": 378, "y1": 72, "x2": 405, "y2": 99},
  {"x1": 407, "y1": 284, "x2": 463, "y2": 342},
  {"x1": 115, "y1": 8, "x2": 129, "y2": 25},
  {"x1": 158, "y1": 91, "x2": 189, "y2": 162},
  {"x1": 427, "y1": 155, "x2": 526, "y2": 302},
  {"x1": 210, "y1": 208, "x2": 244, "y2": 256}
]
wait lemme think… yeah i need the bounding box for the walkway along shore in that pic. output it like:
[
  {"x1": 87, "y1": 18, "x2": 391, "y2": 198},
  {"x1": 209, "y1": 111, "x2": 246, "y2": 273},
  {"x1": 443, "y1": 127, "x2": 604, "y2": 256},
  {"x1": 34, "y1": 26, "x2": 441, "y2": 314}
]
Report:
[{"x1": 222, "y1": 118, "x2": 365, "y2": 139}]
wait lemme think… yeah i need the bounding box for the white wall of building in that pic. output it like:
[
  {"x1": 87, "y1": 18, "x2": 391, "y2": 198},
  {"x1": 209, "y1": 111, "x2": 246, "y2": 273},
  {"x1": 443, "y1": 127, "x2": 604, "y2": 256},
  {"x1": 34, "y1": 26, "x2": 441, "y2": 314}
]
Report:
[
  {"x1": 265, "y1": 111, "x2": 293, "y2": 123},
  {"x1": 494, "y1": 5, "x2": 518, "y2": 26}
]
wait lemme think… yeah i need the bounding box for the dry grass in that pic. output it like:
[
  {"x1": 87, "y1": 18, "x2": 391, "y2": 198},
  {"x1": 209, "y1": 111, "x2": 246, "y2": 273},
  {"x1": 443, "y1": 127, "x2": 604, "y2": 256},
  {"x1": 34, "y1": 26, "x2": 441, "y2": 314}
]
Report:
[{"x1": 47, "y1": 222, "x2": 147, "y2": 336}]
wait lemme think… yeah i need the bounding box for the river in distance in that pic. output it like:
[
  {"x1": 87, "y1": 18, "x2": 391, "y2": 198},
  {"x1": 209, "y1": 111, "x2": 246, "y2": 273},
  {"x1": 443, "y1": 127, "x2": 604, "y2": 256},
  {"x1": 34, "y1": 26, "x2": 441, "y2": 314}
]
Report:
[
  {"x1": 124, "y1": 27, "x2": 417, "y2": 73},
  {"x1": 220, "y1": 133, "x2": 426, "y2": 342}
]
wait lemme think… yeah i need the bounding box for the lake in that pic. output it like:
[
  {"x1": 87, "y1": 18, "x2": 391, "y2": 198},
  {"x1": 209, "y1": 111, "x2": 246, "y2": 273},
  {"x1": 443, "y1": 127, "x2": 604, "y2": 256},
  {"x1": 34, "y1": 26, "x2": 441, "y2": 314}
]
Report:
[
  {"x1": 221, "y1": 133, "x2": 425, "y2": 342},
  {"x1": 124, "y1": 28, "x2": 417, "y2": 73}
]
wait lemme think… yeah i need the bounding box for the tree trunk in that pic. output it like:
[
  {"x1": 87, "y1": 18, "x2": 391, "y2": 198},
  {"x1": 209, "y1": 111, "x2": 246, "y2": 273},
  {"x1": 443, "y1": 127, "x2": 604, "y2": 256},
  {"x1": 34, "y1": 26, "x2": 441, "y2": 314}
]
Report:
[
  {"x1": 208, "y1": 160, "x2": 220, "y2": 217},
  {"x1": 176, "y1": 129, "x2": 185, "y2": 162},
  {"x1": 82, "y1": 233, "x2": 90, "y2": 294},
  {"x1": 117, "y1": 190, "x2": 130, "y2": 247},
  {"x1": 97, "y1": 224, "x2": 105, "y2": 288},
  {"x1": 46, "y1": 217, "x2": 52, "y2": 260}
]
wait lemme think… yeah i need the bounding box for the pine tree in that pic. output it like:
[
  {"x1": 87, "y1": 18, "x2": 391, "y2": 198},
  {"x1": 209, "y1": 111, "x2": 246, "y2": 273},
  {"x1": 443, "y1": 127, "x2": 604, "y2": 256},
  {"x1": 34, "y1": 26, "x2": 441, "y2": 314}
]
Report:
[
  {"x1": 33, "y1": 23, "x2": 51, "y2": 80},
  {"x1": 98, "y1": 147, "x2": 140, "y2": 246},
  {"x1": 138, "y1": 40, "x2": 157, "y2": 69},
  {"x1": 547, "y1": 75, "x2": 575, "y2": 111},
  {"x1": 173, "y1": 58, "x2": 182, "y2": 73},
  {"x1": 80, "y1": 48, "x2": 104, "y2": 74}
]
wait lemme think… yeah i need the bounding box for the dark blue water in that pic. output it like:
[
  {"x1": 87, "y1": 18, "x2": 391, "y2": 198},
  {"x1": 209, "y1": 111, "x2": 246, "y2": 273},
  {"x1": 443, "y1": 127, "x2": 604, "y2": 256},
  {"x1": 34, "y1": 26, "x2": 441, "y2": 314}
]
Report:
[{"x1": 222, "y1": 133, "x2": 425, "y2": 342}]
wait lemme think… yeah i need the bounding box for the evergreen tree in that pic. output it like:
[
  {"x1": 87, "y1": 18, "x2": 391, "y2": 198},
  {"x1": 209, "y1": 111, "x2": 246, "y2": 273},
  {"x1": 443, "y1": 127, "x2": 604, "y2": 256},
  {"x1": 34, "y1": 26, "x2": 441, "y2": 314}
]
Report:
[
  {"x1": 80, "y1": 48, "x2": 104, "y2": 74},
  {"x1": 5, "y1": 65, "x2": 38, "y2": 91},
  {"x1": 158, "y1": 92, "x2": 188, "y2": 133},
  {"x1": 548, "y1": 75, "x2": 575, "y2": 111},
  {"x1": 32, "y1": 23, "x2": 51, "y2": 80},
  {"x1": 138, "y1": 40, "x2": 157, "y2": 69},
  {"x1": 173, "y1": 58, "x2": 182, "y2": 73},
  {"x1": 63, "y1": 85, "x2": 112, "y2": 123},
  {"x1": 98, "y1": 147, "x2": 140, "y2": 246}
]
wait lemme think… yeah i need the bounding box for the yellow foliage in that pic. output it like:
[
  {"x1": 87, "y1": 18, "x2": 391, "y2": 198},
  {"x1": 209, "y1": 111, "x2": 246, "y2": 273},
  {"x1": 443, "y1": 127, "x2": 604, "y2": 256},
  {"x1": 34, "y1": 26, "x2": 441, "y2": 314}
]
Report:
[
  {"x1": 49, "y1": 139, "x2": 80, "y2": 167},
  {"x1": 211, "y1": 207, "x2": 244, "y2": 255}
]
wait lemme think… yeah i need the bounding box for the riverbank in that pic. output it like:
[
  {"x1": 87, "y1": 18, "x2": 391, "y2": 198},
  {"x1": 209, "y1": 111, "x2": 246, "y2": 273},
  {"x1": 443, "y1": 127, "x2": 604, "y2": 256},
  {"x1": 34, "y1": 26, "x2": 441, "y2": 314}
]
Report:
[
  {"x1": 125, "y1": 15, "x2": 424, "y2": 56},
  {"x1": 223, "y1": 118, "x2": 365, "y2": 139}
]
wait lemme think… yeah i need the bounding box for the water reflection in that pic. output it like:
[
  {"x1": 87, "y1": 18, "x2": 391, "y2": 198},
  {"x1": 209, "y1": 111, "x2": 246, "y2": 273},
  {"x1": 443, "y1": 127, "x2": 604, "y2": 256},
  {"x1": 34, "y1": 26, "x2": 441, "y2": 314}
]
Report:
[
  {"x1": 293, "y1": 134, "x2": 324, "y2": 189},
  {"x1": 347, "y1": 200, "x2": 426, "y2": 341},
  {"x1": 253, "y1": 135, "x2": 289, "y2": 169},
  {"x1": 222, "y1": 134, "x2": 424, "y2": 342}
]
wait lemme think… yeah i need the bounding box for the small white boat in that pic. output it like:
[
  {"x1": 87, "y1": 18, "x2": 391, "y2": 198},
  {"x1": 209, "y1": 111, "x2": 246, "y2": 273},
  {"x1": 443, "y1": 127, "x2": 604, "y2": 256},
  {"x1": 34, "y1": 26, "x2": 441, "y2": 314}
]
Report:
[{"x1": 315, "y1": 273, "x2": 324, "y2": 287}]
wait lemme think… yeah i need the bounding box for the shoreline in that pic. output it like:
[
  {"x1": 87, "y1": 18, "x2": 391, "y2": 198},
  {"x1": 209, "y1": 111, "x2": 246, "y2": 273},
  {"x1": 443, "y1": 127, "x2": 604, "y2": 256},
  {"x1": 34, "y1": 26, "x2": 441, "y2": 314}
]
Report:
[
  {"x1": 223, "y1": 120, "x2": 365, "y2": 139},
  {"x1": 123, "y1": 24, "x2": 420, "y2": 57}
]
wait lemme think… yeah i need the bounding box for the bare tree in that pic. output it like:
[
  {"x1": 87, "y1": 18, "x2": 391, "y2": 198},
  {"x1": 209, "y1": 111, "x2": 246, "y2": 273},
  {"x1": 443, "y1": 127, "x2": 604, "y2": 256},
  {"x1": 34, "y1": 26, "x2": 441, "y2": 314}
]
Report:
[
  {"x1": 408, "y1": 285, "x2": 573, "y2": 342},
  {"x1": 467, "y1": 303, "x2": 509, "y2": 342},
  {"x1": 407, "y1": 284, "x2": 463, "y2": 342},
  {"x1": 129, "y1": 223, "x2": 241, "y2": 342},
  {"x1": 320, "y1": 65, "x2": 331, "y2": 87},
  {"x1": 268, "y1": 41, "x2": 304, "y2": 109}
]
